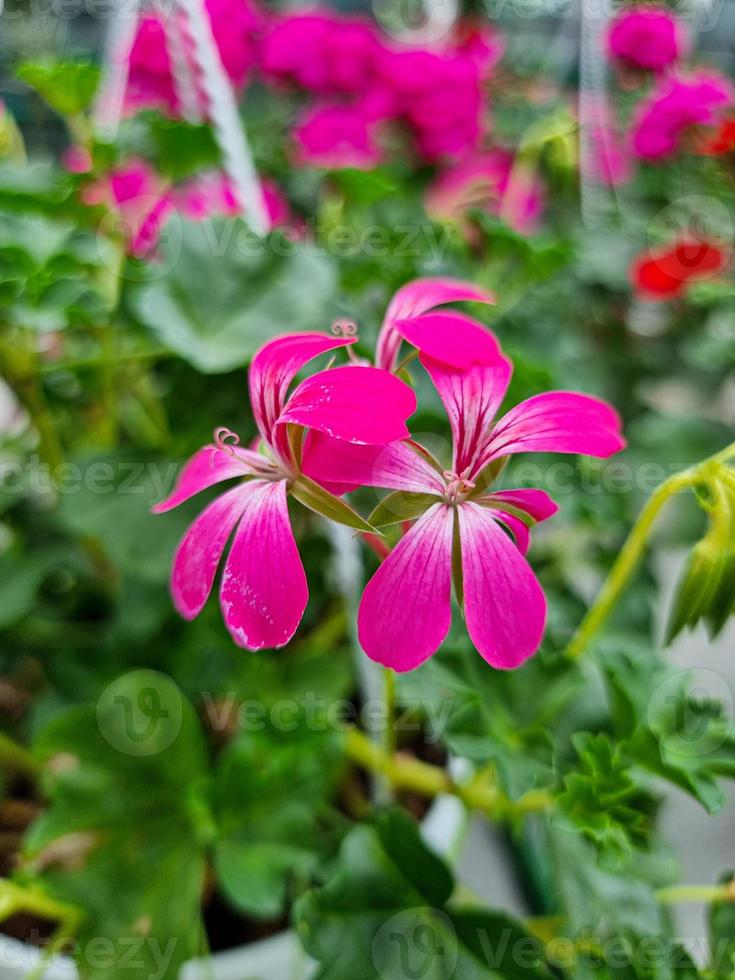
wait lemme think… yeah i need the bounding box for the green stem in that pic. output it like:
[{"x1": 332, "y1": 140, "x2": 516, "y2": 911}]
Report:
[
  {"x1": 656, "y1": 883, "x2": 735, "y2": 905},
  {"x1": 566, "y1": 439, "x2": 735, "y2": 660},
  {"x1": 0, "y1": 879, "x2": 82, "y2": 933},
  {"x1": 0, "y1": 732, "x2": 42, "y2": 779},
  {"x1": 0, "y1": 339, "x2": 65, "y2": 475},
  {"x1": 383, "y1": 668, "x2": 396, "y2": 760},
  {"x1": 344, "y1": 727, "x2": 552, "y2": 819}
]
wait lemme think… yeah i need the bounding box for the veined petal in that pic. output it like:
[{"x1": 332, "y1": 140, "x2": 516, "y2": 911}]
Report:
[
  {"x1": 358, "y1": 504, "x2": 454, "y2": 671},
  {"x1": 171, "y1": 483, "x2": 252, "y2": 620},
  {"x1": 421, "y1": 353, "x2": 512, "y2": 476},
  {"x1": 278, "y1": 365, "x2": 416, "y2": 445},
  {"x1": 220, "y1": 480, "x2": 307, "y2": 650},
  {"x1": 249, "y1": 333, "x2": 356, "y2": 442},
  {"x1": 480, "y1": 391, "x2": 626, "y2": 466},
  {"x1": 458, "y1": 502, "x2": 546, "y2": 669},
  {"x1": 152, "y1": 444, "x2": 263, "y2": 514},
  {"x1": 482, "y1": 488, "x2": 559, "y2": 523},
  {"x1": 301, "y1": 432, "x2": 445, "y2": 495},
  {"x1": 377, "y1": 277, "x2": 495, "y2": 371},
  {"x1": 393, "y1": 312, "x2": 501, "y2": 369}
]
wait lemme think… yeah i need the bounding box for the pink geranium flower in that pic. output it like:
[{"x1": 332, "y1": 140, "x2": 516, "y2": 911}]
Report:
[
  {"x1": 293, "y1": 102, "x2": 387, "y2": 170},
  {"x1": 632, "y1": 72, "x2": 733, "y2": 160},
  {"x1": 607, "y1": 7, "x2": 685, "y2": 73},
  {"x1": 174, "y1": 171, "x2": 291, "y2": 226},
  {"x1": 81, "y1": 159, "x2": 173, "y2": 259},
  {"x1": 154, "y1": 334, "x2": 416, "y2": 649},
  {"x1": 425, "y1": 149, "x2": 546, "y2": 236},
  {"x1": 304, "y1": 283, "x2": 625, "y2": 671},
  {"x1": 260, "y1": 12, "x2": 386, "y2": 96}
]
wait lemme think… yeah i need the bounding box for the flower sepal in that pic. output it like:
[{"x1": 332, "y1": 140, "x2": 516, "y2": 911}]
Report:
[{"x1": 290, "y1": 474, "x2": 378, "y2": 534}]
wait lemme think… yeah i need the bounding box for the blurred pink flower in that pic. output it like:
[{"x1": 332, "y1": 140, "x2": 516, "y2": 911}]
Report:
[
  {"x1": 61, "y1": 145, "x2": 93, "y2": 174},
  {"x1": 81, "y1": 158, "x2": 173, "y2": 259},
  {"x1": 174, "y1": 171, "x2": 291, "y2": 226},
  {"x1": 126, "y1": 0, "x2": 264, "y2": 113},
  {"x1": 294, "y1": 102, "x2": 386, "y2": 170},
  {"x1": 382, "y1": 47, "x2": 485, "y2": 161},
  {"x1": 632, "y1": 72, "x2": 733, "y2": 160},
  {"x1": 260, "y1": 11, "x2": 386, "y2": 96},
  {"x1": 607, "y1": 7, "x2": 685, "y2": 73},
  {"x1": 426, "y1": 149, "x2": 546, "y2": 235},
  {"x1": 154, "y1": 334, "x2": 416, "y2": 649}
]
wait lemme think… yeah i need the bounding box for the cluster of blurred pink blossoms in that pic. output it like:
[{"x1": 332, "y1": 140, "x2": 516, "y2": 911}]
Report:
[
  {"x1": 591, "y1": 4, "x2": 733, "y2": 183},
  {"x1": 155, "y1": 278, "x2": 625, "y2": 671}
]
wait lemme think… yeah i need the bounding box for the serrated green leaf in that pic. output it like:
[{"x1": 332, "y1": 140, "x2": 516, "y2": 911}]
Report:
[{"x1": 291, "y1": 474, "x2": 376, "y2": 533}]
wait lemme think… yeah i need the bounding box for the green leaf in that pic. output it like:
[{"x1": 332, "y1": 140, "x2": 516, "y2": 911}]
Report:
[
  {"x1": 17, "y1": 60, "x2": 99, "y2": 116},
  {"x1": 556, "y1": 733, "x2": 648, "y2": 862},
  {"x1": 21, "y1": 671, "x2": 210, "y2": 980},
  {"x1": 368, "y1": 491, "x2": 439, "y2": 528},
  {"x1": 211, "y1": 723, "x2": 344, "y2": 919},
  {"x1": 291, "y1": 474, "x2": 377, "y2": 533},
  {"x1": 128, "y1": 219, "x2": 339, "y2": 373},
  {"x1": 295, "y1": 808, "x2": 550, "y2": 980}
]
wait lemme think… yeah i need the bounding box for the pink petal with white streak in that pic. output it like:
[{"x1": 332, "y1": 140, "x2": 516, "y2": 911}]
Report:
[
  {"x1": 279, "y1": 365, "x2": 416, "y2": 445},
  {"x1": 249, "y1": 333, "x2": 356, "y2": 442},
  {"x1": 220, "y1": 480, "x2": 307, "y2": 650},
  {"x1": 458, "y1": 501, "x2": 546, "y2": 669},
  {"x1": 171, "y1": 484, "x2": 253, "y2": 619},
  {"x1": 152, "y1": 445, "x2": 263, "y2": 513},
  {"x1": 358, "y1": 504, "x2": 454, "y2": 671},
  {"x1": 377, "y1": 277, "x2": 495, "y2": 371},
  {"x1": 491, "y1": 511, "x2": 531, "y2": 554},
  {"x1": 301, "y1": 432, "x2": 445, "y2": 494},
  {"x1": 483, "y1": 488, "x2": 559, "y2": 523},
  {"x1": 480, "y1": 392, "x2": 626, "y2": 465},
  {"x1": 421, "y1": 353, "x2": 512, "y2": 476},
  {"x1": 393, "y1": 312, "x2": 501, "y2": 369}
]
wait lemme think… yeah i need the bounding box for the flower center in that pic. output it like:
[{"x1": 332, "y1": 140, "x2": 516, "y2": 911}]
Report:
[{"x1": 443, "y1": 468, "x2": 476, "y2": 502}]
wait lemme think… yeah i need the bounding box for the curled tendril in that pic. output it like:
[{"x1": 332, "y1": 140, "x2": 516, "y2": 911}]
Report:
[
  {"x1": 330, "y1": 318, "x2": 359, "y2": 338},
  {"x1": 213, "y1": 426, "x2": 241, "y2": 461}
]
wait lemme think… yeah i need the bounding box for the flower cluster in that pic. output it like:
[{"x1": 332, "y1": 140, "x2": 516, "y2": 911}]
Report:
[
  {"x1": 155, "y1": 278, "x2": 625, "y2": 671},
  {"x1": 594, "y1": 4, "x2": 733, "y2": 182}
]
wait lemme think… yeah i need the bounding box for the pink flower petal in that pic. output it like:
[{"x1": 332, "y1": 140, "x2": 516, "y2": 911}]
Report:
[
  {"x1": 491, "y1": 510, "x2": 530, "y2": 554},
  {"x1": 458, "y1": 501, "x2": 546, "y2": 669},
  {"x1": 152, "y1": 445, "x2": 262, "y2": 513},
  {"x1": 480, "y1": 392, "x2": 626, "y2": 465},
  {"x1": 377, "y1": 277, "x2": 495, "y2": 371},
  {"x1": 301, "y1": 432, "x2": 445, "y2": 494},
  {"x1": 278, "y1": 365, "x2": 416, "y2": 445},
  {"x1": 220, "y1": 479, "x2": 307, "y2": 649},
  {"x1": 393, "y1": 312, "x2": 502, "y2": 369},
  {"x1": 249, "y1": 333, "x2": 355, "y2": 443},
  {"x1": 358, "y1": 504, "x2": 454, "y2": 671},
  {"x1": 171, "y1": 484, "x2": 252, "y2": 620},
  {"x1": 482, "y1": 488, "x2": 558, "y2": 523},
  {"x1": 421, "y1": 354, "x2": 512, "y2": 476}
]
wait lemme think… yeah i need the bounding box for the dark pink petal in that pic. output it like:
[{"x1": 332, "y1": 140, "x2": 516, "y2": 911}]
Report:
[
  {"x1": 301, "y1": 432, "x2": 445, "y2": 494},
  {"x1": 421, "y1": 353, "x2": 512, "y2": 476},
  {"x1": 480, "y1": 392, "x2": 626, "y2": 465},
  {"x1": 483, "y1": 488, "x2": 558, "y2": 523},
  {"x1": 393, "y1": 312, "x2": 502, "y2": 369},
  {"x1": 249, "y1": 333, "x2": 355, "y2": 442},
  {"x1": 491, "y1": 511, "x2": 531, "y2": 554},
  {"x1": 358, "y1": 504, "x2": 454, "y2": 671},
  {"x1": 279, "y1": 365, "x2": 416, "y2": 445},
  {"x1": 171, "y1": 484, "x2": 252, "y2": 620},
  {"x1": 377, "y1": 277, "x2": 495, "y2": 371},
  {"x1": 152, "y1": 445, "x2": 262, "y2": 514},
  {"x1": 220, "y1": 480, "x2": 307, "y2": 650},
  {"x1": 458, "y1": 502, "x2": 546, "y2": 669}
]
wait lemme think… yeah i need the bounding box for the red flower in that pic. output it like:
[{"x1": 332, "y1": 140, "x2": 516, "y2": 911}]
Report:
[
  {"x1": 631, "y1": 239, "x2": 729, "y2": 300},
  {"x1": 696, "y1": 116, "x2": 735, "y2": 156}
]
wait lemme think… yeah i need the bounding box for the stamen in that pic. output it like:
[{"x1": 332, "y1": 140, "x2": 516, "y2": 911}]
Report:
[
  {"x1": 213, "y1": 426, "x2": 241, "y2": 459},
  {"x1": 330, "y1": 318, "x2": 359, "y2": 338},
  {"x1": 443, "y1": 469, "x2": 476, "y2": 498}
]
